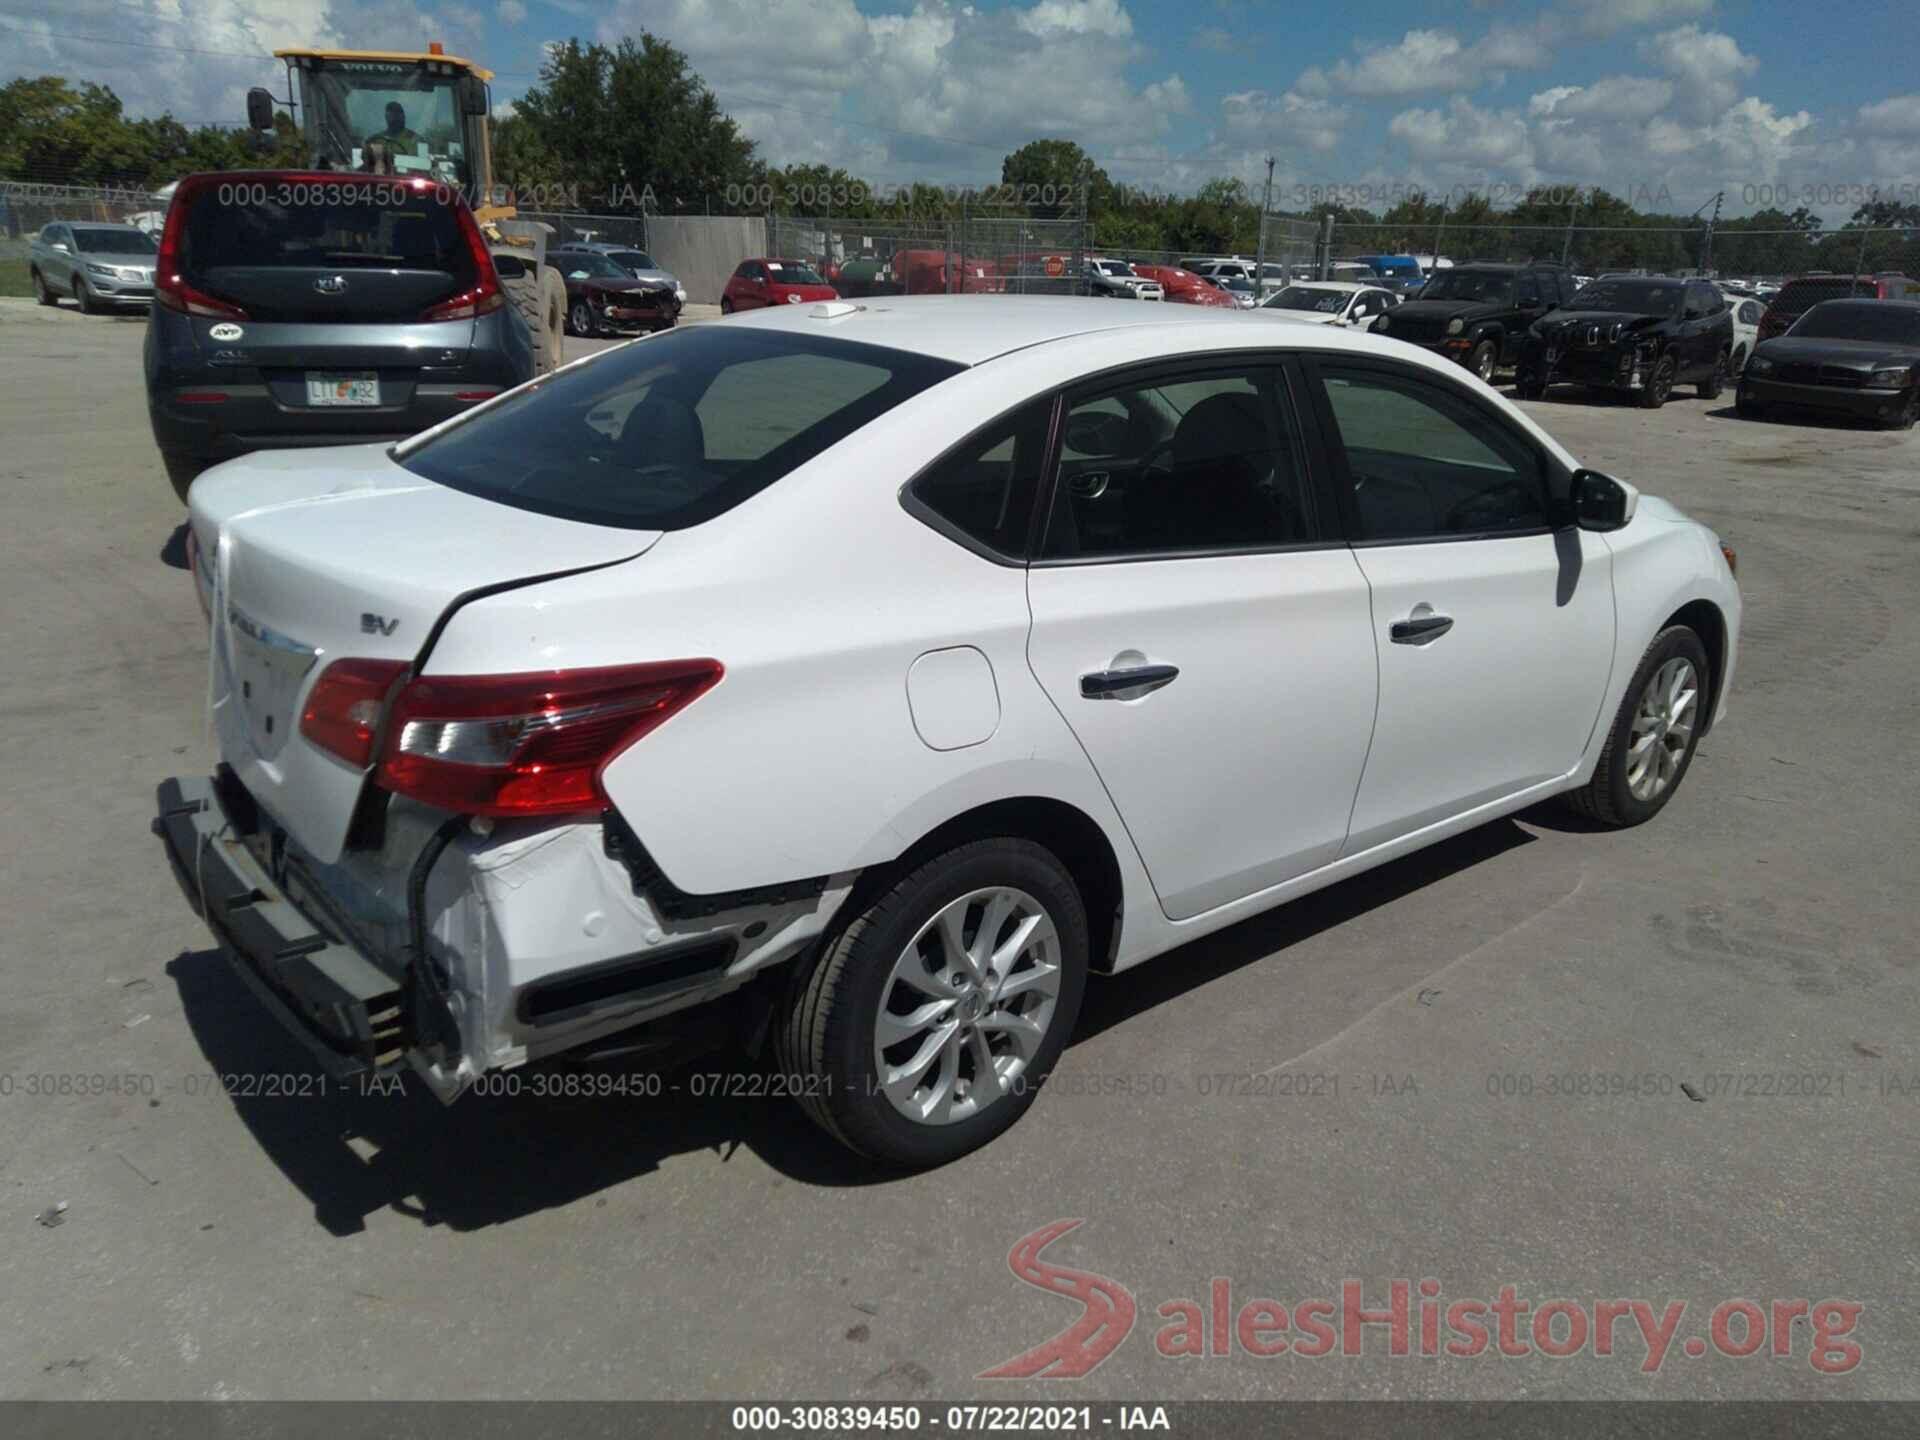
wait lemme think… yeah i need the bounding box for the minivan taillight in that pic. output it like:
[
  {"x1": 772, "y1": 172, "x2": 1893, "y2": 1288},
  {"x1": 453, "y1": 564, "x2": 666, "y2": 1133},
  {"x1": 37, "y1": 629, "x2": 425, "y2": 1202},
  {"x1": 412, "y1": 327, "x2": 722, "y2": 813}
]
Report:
[
  {"x1": 422, "y1": 197, "x2": 508, "y2": 322},
  {"x1": 153, "y1": 173, "x2": 248, "y2": 320},
  {"x1": 374, "y1": 661, "x2": 723, "y2": 817}
]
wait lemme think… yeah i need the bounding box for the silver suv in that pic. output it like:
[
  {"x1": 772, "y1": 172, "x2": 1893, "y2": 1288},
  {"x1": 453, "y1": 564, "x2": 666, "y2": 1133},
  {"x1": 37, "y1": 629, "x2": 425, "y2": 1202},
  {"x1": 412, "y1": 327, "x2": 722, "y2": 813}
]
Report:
[{"x1": 30, "y1": 222, "x2": 158, "y2": 311}]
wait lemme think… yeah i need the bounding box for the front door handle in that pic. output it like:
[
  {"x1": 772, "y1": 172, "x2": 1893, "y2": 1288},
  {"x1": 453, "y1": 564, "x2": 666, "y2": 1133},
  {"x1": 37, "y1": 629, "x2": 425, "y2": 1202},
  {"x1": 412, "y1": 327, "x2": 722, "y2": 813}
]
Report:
[
  {"x1": 1080, "y1": 664, "x2": 1179, "y2": 699},
  {"x1": 1390, "y1": 614, "x2": 1454, "y2": 645}
]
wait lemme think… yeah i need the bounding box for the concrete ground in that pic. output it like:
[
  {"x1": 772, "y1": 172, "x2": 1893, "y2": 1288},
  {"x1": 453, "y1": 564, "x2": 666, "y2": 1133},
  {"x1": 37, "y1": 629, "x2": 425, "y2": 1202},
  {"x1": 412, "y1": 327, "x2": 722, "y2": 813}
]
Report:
[{"x1": 0, "y1": 296, "x2": 1915, "y2": 1402}]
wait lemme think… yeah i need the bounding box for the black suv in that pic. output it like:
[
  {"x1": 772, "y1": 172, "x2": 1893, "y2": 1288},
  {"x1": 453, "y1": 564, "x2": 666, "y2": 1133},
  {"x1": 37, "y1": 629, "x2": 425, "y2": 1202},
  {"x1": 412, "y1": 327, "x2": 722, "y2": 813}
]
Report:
[
  {"x1": 1375, "y1": 263, "x2": 1574, "y2": 381},
  {"x1": 146, "y1": 171, "x2": 536, "y2": 502},
  {"x1": 1516, "y1": 277, "x2": 1735, "y2": 408}
]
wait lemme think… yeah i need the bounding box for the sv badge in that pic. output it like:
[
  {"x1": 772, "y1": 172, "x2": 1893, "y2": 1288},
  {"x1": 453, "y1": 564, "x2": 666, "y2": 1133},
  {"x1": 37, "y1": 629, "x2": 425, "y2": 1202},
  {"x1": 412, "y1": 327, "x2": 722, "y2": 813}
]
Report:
[{"x1": 360, "y1": 613, "x2": 400, "y2": 636}]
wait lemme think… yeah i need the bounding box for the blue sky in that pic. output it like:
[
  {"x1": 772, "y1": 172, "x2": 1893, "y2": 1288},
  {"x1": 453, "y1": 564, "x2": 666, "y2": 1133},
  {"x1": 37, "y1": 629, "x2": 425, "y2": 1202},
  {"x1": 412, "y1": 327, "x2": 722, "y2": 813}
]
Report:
[{"x1": 5, "y1": 0, "x2": 1916, "y2": 218}]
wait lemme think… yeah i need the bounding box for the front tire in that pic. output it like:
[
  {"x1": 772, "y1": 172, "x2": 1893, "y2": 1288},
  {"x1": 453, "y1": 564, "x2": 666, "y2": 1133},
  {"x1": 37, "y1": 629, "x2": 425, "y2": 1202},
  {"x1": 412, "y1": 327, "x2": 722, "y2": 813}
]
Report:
[
  {"x1": 719, "y1": 297, "x2": 735, "y2": 315},
  {"x1": 1564, "y1": 625, "x2": 1710, "y2": 828},
  {"x1": 777, "y1": 838, "x2": 1088, "y2": 1168},
  {"x1": 1469, "y1": 340, "x2": 1497, "y2": 383},
  {"x1": 567, "y1": 299, "x2": 595, "y2": 338},
  {"x1": 32, "y1": 268, "x2": 54, "y2": 306},
  {"x1": 1514, "y1": 369, "x2": 1547, "y2": 400},
  {"x1": 1736, "y1": 386, "x2": 1765, "y2": 419},
  {"x1": 74, "y1": 277, "x2": 97, "y2": 314},
  {"x1": 1879, "y1": 388, "x2": 1919, "y2": 432},
  {"x1": 1637, "y1": 354, "x2": 1675, "y2": 409},
  {"x1": 500, "y1": 260, "x2": 564, "y2": 375}
]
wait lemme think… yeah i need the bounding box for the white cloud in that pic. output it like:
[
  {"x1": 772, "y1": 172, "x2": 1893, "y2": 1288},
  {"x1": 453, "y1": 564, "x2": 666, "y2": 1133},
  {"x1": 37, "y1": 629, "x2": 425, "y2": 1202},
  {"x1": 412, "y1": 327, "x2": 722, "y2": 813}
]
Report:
[
  {"x1": 498, "y1": 0, "x2": 528, "y2": 24},
  {"x1": 1638, "y1": 24, "x2": 1759, "y2": 122},
  {"x1": 1016, "y1": 0, "x2": 1132, "y2": 38},
  {"x1": 1563, "y1": 0, "x2": 1713, "y2": 36},
  {"x1": 1297, "y1": 24, "x2": 1552, "y2": 99},
  {"x1": 1858, "y1": 94, "x2": 1920, "y2": 136},
  {"x1": 1221, "y1": 89, "x2": 1349, "y2": 155},
  {"x1": 1191, "y1": 26, "x2": 1233, "y2": 54},
  {"x1": 1388, "y1": 96, "x2": 1535, "y2": 169},
  {"x1": 1528, "y1": 74, "x2": 1674, "y2": 121}
]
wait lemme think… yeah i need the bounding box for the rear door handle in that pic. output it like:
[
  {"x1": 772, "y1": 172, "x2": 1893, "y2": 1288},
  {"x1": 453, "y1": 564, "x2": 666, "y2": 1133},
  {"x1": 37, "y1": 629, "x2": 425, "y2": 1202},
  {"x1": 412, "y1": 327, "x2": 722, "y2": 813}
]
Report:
[
  {"x1": 1080, "y1": 664, "x2": 1179, "y2": 699},
  {"x1": 1389, "y1": 614, "x2": 1454, "y2": 645}
]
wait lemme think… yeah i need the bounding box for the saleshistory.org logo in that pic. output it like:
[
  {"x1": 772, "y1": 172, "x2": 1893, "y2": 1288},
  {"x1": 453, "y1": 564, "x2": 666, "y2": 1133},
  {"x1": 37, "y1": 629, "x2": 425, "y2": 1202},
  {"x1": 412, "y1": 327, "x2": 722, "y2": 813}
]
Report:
[{"x1": 978, "y1": 1221, "x2": 1864, "y2": 1378}]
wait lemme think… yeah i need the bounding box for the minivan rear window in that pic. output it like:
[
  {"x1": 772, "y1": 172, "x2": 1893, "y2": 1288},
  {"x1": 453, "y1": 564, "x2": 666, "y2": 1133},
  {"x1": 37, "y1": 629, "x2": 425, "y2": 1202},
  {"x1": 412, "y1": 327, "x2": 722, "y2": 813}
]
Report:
[{"x1": 396, "y1": 326, "x2": 964, "y2": 530}]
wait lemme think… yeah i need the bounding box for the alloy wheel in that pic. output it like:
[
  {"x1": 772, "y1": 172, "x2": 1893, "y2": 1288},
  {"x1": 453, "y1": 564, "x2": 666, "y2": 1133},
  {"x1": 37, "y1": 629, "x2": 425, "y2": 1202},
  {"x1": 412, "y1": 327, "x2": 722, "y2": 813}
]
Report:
[
  {"x1": 1626, "y1": 656, "x2": 1698, "y2": 802},
  {"x1": 872, "y1": 886, "x2": 1062, "y2": 1126}
]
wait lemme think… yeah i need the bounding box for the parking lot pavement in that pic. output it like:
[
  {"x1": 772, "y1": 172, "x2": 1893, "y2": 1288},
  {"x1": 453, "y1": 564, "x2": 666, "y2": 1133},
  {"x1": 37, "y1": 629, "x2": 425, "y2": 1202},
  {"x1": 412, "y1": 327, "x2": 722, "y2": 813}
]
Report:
[{"x1": 2, "y1": 297, "x2": 1916, "y2": 1402}]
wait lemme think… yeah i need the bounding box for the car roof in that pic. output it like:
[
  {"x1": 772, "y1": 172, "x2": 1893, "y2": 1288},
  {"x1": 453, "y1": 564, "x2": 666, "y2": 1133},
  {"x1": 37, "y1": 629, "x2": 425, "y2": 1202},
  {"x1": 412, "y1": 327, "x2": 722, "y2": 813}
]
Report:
[
  {"x1": 1809, "y1": 297, "x2": 1920, "y2": 311},
  {"x1": 1281, "y1": 280, "x2": 1378, "y2": 292},
  {"x1": 715, "y1": 294, "x2": 1452, "y2": 367},
  {"x1": 65, "y1": 222, "x2": 146, "y2": 234}
]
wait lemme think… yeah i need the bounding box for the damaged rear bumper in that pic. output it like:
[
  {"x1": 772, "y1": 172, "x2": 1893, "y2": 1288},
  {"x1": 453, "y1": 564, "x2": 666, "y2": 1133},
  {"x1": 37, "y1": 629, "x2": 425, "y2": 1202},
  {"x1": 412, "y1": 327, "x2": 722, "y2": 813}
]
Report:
[
  {"x1": 154, "y1": 774, "x2": 404, "y2": 1078},
  {"x1": 154, "y1": 772, "x2": 854, "y2": 1100}
]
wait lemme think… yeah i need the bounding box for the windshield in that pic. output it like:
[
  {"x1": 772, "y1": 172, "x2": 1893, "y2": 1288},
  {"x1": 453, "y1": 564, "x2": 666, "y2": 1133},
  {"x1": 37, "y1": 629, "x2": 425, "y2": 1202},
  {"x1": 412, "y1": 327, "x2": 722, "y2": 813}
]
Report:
[
  {"x1": 397, "y1": 327, "x2": 963, "y2": 530},
  {"x1": 1096, "y1": 261, "x2": 1135, "y2": 276},
  {"x1": 1789, "y1": 303, "x2": 1920, "y2": 344},
  {"x1": 1220, "y1": 276, "x2": 1254, "y2": 293},
  {"x1": 1265, "y1": 286, "x2": 1349, "y2": 313},
  {"x1": 73, "y1": 228, "x2": 157, "y2": 255},
  {"x1": 294, "y1": 62, "x2": 470, "y2": 185},
  {"x1": 1419, "y1": 270, "x2": 1513, "y2": 303},
  {"x1": 559, "y1": 253, "x2": 628, "y2": 279},
  {"x1": 766, "y1": 261, "x2": 825, "y2": 285},
  {"x1": 610, "y1": 250, "x2": 658, "y2": 271},
  {"x1": 1568, "y1": 281, "x2": 1681, "y2": 316}
]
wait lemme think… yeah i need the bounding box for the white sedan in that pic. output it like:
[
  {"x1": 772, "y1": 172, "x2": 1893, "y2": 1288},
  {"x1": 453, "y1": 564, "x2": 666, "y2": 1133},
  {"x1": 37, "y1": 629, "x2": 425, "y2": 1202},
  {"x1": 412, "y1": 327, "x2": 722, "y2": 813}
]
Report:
[
  {"x1": 160, "y1": 297, "x2": 1741, "y2": 1167},
  {"x1": 1258, "y1": 280, "x2": 1400, "y2": 329}
]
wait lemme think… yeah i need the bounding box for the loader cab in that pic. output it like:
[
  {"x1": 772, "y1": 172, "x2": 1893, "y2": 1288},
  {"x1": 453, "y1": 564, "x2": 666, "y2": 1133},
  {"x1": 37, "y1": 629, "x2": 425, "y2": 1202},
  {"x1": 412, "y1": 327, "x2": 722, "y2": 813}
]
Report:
[{"x1": 250, "y1": 47, "x2": 493, "y2": 199}]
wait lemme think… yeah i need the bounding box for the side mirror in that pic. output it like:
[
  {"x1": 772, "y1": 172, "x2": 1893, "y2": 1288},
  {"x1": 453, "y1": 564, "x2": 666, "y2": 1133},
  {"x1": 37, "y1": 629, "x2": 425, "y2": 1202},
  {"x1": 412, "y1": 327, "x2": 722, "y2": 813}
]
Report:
[
  {"x1": 246, "y1": 87, "x2": 275, "y2": 132},
  {"x1": 51, "y1": 242, "x2": 69, "y2": 254},
  {"x1": 457, "y1": 73, "x2": 489, "y2": 117},
  {"x1": 1572, "y1": 468, "x2": 1639, "y2": 532}
]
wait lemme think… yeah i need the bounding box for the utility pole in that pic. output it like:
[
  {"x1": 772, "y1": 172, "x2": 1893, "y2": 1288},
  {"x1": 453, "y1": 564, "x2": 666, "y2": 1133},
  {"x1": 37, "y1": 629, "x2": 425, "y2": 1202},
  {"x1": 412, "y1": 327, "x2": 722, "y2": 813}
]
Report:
[
  {"x1": 1700, "y1": 190, "x2": 1723, "y2": 275},
  {"x1": 1560, "y1": 191, "x2": 1580, "y2": 267},
  {"x1": 1251, "y1": 155, "x2": 1275, "y2": 300}
]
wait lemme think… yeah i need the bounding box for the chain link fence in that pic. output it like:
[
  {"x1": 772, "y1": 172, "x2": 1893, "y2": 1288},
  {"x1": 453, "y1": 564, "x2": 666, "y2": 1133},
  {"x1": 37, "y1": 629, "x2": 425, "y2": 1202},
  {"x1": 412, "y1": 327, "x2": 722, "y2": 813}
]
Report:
[
  {"x1": 768, "y1": 211, "x2": 1090, "y2": 297},
  {"x1": 1, "y1": 182, "x2": 170, "y2": 256}
]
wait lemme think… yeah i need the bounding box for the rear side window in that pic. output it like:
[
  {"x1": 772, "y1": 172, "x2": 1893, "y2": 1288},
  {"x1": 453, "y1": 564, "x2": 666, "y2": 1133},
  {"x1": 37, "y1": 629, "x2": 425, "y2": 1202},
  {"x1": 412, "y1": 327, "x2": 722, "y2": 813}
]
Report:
[
  {"x1": 907, "y1": 401, "x2": 1053, "y2": 560},
  {"x1": 397, "y1": 326, "x2": 962, "y2": 531},
  {"x1": 1773, "y1": 278, "x2": 1869, "y2": 315}
]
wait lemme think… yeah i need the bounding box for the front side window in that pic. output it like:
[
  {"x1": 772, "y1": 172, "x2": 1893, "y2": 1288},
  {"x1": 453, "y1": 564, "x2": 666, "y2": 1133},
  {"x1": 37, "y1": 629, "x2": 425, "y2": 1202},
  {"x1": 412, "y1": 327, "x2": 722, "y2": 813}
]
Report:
[
  {"x1": 1316, "y1": 364, "x2": 1549, "y2": 542},
  {"x1": 396, "y1": 326, "x2": 962, "y2": 530},
  {"x1": 1041, "y1": 368, "x2": 1315, "y2": 559}
]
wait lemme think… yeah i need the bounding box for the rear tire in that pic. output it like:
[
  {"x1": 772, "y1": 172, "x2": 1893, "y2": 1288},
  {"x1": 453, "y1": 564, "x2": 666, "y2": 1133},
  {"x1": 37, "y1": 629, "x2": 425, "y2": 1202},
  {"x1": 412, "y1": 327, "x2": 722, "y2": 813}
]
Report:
[
  {"x1": 776, "y1": 838, "x2": 1088, "y2": 1168},
  {"x1": 74, "y1": 277, "x2": 97, "y2": 315},
  {"x1": 1698, "y1": 350, "x2": 1729, "y2": 400},
  {"x1": 1564, "y1": 625, "x2": 1710, "y2": 828}
]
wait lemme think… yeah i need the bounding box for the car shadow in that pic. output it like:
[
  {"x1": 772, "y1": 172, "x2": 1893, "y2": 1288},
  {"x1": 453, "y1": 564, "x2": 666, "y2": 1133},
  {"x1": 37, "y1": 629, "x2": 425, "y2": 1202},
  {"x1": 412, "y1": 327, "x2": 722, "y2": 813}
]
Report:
[
  {"x1": 159, "y1": 522, "x2": 190, "y2": 570},
  {"x1": 1700, "y1": 404, "x2": 1884, "y2": 431},
  {"x1": 167, "y1": 818, "x2": 1537, "y2": 1233}
]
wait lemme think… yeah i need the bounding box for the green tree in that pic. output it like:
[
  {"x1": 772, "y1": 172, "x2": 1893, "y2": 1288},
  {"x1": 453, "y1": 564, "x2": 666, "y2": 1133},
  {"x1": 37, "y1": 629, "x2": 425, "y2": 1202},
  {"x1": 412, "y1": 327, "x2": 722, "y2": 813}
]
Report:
[
  {"x1": 1001, "y1": 138, "x2": 1110, "y2": 215},
  {"x1": 512, "y1": 35, "x2": 757, "y2": 212}
]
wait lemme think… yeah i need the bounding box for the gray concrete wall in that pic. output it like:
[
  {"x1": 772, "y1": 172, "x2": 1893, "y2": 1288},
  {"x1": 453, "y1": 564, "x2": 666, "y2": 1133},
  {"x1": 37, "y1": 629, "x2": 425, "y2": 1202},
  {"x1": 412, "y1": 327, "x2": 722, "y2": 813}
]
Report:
[{"x1": 646, "y1": 215, "x2": 767, "y2": 304}]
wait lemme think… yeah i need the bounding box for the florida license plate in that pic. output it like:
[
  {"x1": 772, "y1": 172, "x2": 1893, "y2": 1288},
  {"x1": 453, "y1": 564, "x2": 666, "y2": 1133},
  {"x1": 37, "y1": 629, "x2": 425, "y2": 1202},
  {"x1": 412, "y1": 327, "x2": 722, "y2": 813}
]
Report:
[{"x1": 306, "y1": 373, "x2": 380, "y2": 407}]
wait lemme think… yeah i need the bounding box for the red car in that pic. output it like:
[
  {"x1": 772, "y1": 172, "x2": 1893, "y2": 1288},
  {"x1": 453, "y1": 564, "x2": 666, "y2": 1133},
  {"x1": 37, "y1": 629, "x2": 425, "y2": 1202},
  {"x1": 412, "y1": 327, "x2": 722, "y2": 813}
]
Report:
[
  {"x1": 1131, "y1": 263, "x2": 1236, "y2": 308},
  {"x1": 721, "y1": 258, "x2": 840, "y2": 312}
]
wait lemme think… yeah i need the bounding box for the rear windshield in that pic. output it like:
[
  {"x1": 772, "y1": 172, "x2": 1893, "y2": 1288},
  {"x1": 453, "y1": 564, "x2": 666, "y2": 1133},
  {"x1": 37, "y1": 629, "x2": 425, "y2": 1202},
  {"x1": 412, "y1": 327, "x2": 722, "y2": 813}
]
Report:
[
  {"x1": 1790, "y1": 303, "x2": 1920, "y2": 344},
  {"x1": 1266, "y1": 286, "x2": 1348, "y2": 312},
  {"x1": 1773, "y1": 278, "x2": 1871, "y2": 312},
  {"x1": 766, "y1": 261, "x2": 825, "y2": 284},
  {"x1": 396, "y1": 327, "x2": 964, "y2": 530},
  {"x1": 609, "y1": 251, "x2": 657, "y2": 270},
  {"x1": 181, "y1": 181, "x2": 472, "y2": 279},
  {"x1": 555, "y1": 252, "x2": 627, "y2": 279},
  {"x1": 74, "y1": 228, "x2": 157, "y2": 255},
  {"x1": 1420, "y1": 270, "x2": 1513, "y2": 303}
]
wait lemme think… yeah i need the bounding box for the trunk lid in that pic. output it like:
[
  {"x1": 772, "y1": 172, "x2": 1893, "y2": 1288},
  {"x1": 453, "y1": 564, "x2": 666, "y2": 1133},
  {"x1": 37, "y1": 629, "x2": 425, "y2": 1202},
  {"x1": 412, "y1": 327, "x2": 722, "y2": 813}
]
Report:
[{"x1": 188, "y1": 446, "x2": 659, "y2": 862}]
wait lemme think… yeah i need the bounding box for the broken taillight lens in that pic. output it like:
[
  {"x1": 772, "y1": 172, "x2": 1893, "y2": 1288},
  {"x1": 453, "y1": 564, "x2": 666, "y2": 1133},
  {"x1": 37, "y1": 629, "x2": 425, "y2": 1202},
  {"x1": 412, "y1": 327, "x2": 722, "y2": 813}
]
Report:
[
  {"x1": 300, "y1": 659, "x2": 411, "y2": 768},
  {"x1": 374, "y1": 661, "x2": 723, "y2": 817}
]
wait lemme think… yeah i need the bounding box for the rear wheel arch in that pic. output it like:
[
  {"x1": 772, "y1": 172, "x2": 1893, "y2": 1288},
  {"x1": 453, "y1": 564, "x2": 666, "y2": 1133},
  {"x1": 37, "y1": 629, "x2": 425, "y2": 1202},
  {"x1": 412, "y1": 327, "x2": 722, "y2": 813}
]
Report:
[
  {"x1": 856, "y1": 797, "x2": 1125, "y2": 973},
  {"x1": 1660, "y1": 598, "x2": 1727, "y2": 734}
]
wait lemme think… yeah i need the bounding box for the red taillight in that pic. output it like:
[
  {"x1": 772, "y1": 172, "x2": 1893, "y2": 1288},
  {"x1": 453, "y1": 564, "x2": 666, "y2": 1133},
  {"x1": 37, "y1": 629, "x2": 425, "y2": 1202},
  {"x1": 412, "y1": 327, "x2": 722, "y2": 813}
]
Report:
[
  {"x1": 453, "y1": 388, "x2": 501, "y2": 401},
  {"x1": 175, "y1": 392, "x2": 228, "y2": 404},
  {"x1": 301, "y1": 659, "x2": 411, "y2": 768},
  {"x1": 421, "y1": 195, "x2": 506, "y2": 322},
  {"x1": 154, "y1": 174, "x2": 248, "y2": 320},
  {"x1": 374, "y1": 661, "x2": 723, "y2": 817}
]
